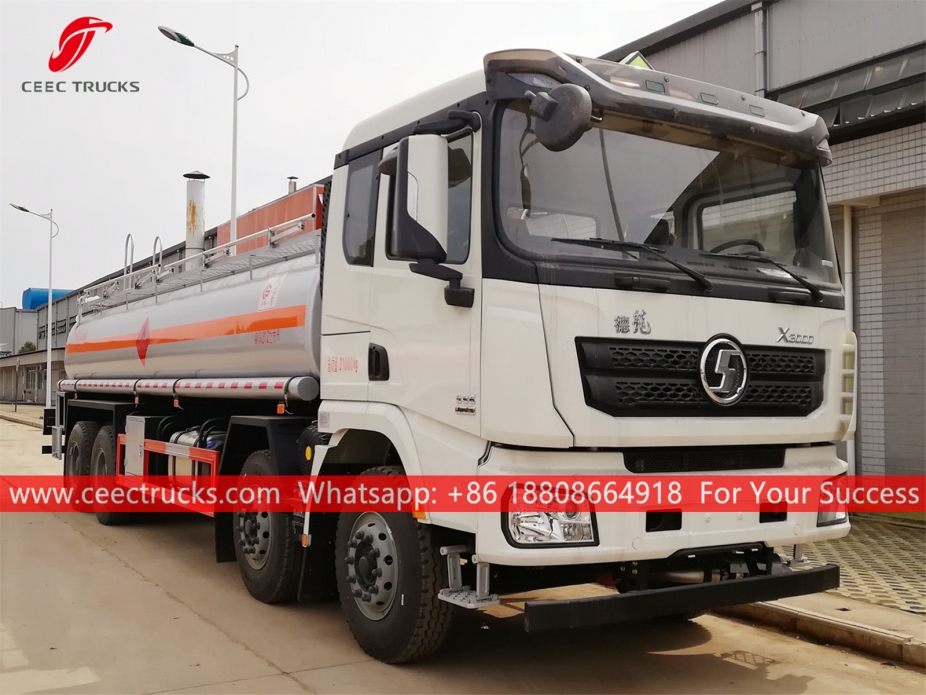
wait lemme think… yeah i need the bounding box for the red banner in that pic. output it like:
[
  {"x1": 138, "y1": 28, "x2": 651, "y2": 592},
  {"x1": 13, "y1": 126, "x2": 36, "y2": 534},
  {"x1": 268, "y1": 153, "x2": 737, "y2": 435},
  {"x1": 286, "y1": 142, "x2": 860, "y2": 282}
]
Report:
[{"x1": 0, "y1": 475, "x2": 922, "y2": 514}]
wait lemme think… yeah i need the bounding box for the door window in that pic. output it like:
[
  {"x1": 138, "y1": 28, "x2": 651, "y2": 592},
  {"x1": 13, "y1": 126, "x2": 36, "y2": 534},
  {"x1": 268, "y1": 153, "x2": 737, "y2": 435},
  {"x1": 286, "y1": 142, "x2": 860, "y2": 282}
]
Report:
[
  {"x1": 446, "y1": 134, "x2": 473, "y2": 264},
  {"x1": 343, "y1": 151, "x2": 380, "y2": 266}
]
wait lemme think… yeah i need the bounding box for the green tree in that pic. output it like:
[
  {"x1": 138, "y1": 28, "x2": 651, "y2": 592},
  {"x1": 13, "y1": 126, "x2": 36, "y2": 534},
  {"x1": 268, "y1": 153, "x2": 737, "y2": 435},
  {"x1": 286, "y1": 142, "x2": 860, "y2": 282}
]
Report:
[{"x1": 18, "y1": 341, "x2": 36, "y2": 353}]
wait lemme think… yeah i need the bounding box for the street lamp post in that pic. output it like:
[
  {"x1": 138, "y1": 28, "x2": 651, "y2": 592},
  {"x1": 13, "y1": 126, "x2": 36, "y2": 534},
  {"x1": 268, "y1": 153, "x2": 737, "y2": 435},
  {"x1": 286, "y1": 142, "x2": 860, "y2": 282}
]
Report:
[
  {"x1": 158, "y1": 26, "x2": 249, "y2": 253},
  {"x1": 10, "y1": 204, "x2": 59, "y2": 408}
]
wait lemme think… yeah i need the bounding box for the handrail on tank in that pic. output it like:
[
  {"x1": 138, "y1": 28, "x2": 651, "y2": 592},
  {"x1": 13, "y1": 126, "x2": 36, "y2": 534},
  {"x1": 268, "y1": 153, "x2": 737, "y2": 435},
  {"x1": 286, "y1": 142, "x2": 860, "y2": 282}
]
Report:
[
  {"x1": 152, "y1": 236, "x2": 163, "y2": 271},
  {"x1": 159, "y1": 212, "x2": 316, "y2": 274},
  {"x1": 78, "y1": 212, "x2": 318, "y2": 312},
  {"x1": 123, "y1": 234, "x2": 134, "y2": 290}
]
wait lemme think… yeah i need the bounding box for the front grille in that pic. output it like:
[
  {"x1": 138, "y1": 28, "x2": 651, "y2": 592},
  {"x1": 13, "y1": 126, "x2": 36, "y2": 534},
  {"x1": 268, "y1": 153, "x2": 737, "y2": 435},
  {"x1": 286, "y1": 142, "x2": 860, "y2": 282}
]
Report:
[
  {"x1": 747, "y1": 350, "x2": 819, "y2": 376},
  {"x1": 741, "y1": 383, "x2": 816, "y2": 410},
  {"x1": 602, "y1": 345, "x2": 700, "y2": 372},
  {"x1": 577, "y1": 338, "x2": 824, "y2": 417},
  {"x1": 623, "y1": 446, "x2": 786, "y2": 473}
]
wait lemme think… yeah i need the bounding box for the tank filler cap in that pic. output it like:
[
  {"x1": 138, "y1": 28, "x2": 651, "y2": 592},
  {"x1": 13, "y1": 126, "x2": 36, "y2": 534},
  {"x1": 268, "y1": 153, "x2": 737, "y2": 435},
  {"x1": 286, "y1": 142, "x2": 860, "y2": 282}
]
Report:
[{"x1": 183, "y1": 171, "x2": 210, "y2": 180}]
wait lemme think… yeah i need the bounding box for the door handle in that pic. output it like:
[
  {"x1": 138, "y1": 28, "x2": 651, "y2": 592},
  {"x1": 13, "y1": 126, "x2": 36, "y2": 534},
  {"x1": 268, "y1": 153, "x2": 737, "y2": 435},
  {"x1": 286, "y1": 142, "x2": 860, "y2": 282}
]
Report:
[{"x1": 368, "y1": 344, "x2": 390, "y2": 381}]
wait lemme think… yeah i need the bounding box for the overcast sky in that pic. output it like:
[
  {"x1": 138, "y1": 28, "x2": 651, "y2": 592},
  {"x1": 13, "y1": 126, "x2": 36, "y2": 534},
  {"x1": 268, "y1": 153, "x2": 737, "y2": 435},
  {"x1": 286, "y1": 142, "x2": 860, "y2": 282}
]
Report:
[{"x1": 0, "y1": 0, "x2": 718, "y2": 308}]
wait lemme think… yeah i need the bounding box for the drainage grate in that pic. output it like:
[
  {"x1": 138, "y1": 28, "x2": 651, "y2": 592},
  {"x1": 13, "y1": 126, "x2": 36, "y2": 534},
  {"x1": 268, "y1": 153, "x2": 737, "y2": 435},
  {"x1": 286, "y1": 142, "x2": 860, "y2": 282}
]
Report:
[{"x1": 781, "y1": 518, "x2": 926, "y2": 615}]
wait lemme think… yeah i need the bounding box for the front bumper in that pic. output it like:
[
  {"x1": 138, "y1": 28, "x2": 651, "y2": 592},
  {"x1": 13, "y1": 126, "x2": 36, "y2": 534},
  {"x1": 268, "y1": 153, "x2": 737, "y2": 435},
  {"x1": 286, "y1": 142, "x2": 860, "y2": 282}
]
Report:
[
  {"x1": 523, "y1": 563, "x2": 840, "y2": 632},
  {"x1": 476, "y1": 444, "x2": 851, "y2": 565}
]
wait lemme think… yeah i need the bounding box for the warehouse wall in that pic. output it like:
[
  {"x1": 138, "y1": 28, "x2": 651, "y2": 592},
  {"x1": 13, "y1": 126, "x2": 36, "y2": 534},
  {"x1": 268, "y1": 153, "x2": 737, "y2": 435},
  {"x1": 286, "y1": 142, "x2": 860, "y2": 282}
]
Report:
[
  {"x1": 825, "y1": 123, "x2": 926, "y2": 203},
  {"x1": 638, "y1": 12, "x2": 756, "y2": 93},
  {"x1": 847, "y1": 190, "x2": 925, "y2": 477},
  {"x1": 0, "y1": 307, "x2": 38, "y2": 355},
  {"x1": 767, "y1": 0, "x2": 926, "y2": 90},
  {"x1": 825, "y1": 123, "x2": 926, "y2": 477},
  {"x1": 641, "y1": 1, "x2": 926, "y2": 97}
]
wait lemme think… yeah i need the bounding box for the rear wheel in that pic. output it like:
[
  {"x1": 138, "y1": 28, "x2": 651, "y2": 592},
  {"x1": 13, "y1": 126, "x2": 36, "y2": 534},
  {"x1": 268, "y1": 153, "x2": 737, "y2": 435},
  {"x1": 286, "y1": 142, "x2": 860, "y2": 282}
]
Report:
[
  {"x1": 233, "y1": 450, "x2": 301, "y2": 604},
  {"x1": 336, "y1": 466, "x2": 453, "y2": 663},
  {"x1": 65, "y1": 421, "x2": 98, "y2": 478},
  {"x1": 90, "y1": 426, "x2": 131, "y2": 526}
]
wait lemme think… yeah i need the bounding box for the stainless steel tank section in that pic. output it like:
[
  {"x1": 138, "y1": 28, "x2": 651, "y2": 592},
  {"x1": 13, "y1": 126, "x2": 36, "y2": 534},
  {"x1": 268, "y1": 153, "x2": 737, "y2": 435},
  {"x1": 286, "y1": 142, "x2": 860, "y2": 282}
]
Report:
[{"x1": 65, "y1": 255, "x2": 321, "y2": 379}]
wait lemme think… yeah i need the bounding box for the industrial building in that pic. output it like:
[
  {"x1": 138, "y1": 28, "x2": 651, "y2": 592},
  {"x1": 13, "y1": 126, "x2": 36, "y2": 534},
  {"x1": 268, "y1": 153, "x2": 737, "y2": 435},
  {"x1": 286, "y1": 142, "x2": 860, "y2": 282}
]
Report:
[
  {"x1": 0, "y1": 306, "x2": 41, "y2": 401},
  {"x1": 604, "y1": 0, "x2": 925, "y2": 478}
]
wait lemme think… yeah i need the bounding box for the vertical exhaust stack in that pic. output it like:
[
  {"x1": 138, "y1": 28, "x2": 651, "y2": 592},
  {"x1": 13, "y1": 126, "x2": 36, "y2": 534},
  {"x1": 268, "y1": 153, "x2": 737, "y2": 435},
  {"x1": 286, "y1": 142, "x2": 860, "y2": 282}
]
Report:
[
  {"x1": 184, "y1": 171, "x2": 209, "y2": 270},
  {"x1": 287, "y1": 176, "x2": 298, "y2": 194}
]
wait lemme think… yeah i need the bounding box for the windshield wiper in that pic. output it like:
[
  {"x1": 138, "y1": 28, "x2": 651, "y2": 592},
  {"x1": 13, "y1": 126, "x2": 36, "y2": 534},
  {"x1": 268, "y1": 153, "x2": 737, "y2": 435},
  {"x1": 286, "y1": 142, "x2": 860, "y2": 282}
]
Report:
[
  {"x1": 551, "y1": 238, "x2": 713, "y2": 291},
  {"x1": 702, "y1": 252, "x2": 824, "y2": 302}
]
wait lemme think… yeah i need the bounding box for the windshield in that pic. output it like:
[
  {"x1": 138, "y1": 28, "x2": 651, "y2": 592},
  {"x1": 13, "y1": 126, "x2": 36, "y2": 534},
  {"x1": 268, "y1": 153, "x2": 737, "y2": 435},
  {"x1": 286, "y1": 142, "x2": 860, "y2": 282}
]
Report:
[{"x1": 497, "y1": 101, "x2": 841, "y2": 290}]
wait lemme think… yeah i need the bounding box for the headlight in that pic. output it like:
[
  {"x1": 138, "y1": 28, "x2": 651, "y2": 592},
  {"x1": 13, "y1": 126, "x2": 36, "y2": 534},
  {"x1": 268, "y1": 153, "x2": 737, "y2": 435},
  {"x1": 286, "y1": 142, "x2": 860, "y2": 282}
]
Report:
[
  {"x1": 817, "y1": 473, "x2": 848, "y2": 527},
  {"x1": 817, "y1": 508, "x2": 848, "y2": 527},
  {"x1": 507, "y1": 510, "x2": 596, "y2": 545}
]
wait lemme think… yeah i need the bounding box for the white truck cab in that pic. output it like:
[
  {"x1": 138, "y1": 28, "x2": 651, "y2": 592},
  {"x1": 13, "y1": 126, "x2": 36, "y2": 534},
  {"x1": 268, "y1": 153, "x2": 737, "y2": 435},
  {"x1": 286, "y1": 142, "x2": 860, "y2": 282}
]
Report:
[{"x1": 314, "y1": 49, "x2": 853, "y2": 658}]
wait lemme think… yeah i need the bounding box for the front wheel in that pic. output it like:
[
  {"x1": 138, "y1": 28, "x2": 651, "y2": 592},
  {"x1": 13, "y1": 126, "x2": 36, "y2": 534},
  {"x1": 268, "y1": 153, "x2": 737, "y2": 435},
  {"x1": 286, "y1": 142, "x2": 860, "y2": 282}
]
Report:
[{"x1": 336, "y1": 466, "x2": 452, "y2": 663}]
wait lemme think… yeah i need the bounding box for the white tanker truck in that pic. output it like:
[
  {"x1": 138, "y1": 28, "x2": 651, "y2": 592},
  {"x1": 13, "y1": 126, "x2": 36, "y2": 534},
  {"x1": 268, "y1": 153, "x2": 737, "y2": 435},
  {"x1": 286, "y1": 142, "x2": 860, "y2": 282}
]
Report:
[{"x1": 47, "y1": 49, "x2": 856, "y2": 663}]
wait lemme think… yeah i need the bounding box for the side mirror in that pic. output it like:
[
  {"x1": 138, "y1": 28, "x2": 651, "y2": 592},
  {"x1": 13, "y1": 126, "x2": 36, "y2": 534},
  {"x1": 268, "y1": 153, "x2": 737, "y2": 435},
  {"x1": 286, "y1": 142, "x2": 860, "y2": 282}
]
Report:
[
  {"x1": 379, "y1": 135, "x2": 474, "y2": 309},
  {"x1": 525, "y1": 83, "x2": 592, "y2": 152},
  {"x1": 383, "y1": 134, "x2": 449, "y2": 262}
]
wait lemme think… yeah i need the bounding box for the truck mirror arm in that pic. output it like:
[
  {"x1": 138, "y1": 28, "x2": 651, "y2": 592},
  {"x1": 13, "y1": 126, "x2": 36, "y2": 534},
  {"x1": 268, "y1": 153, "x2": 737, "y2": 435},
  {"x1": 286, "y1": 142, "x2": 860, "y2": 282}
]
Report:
[
  {"x1": 409, "y1": 261, "x2": 475, "y2": 308},
  {"x1": 413, "y1": 110, "x2": 481, "y2": 136}
]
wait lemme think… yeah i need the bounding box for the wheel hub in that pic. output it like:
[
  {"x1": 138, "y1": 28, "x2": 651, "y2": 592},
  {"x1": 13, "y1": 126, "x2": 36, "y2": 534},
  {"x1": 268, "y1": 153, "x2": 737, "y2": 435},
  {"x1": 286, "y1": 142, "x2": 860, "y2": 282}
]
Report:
[
  {"x1": 345, "y1": 512, "x2": 397, "y2": 620},
  {"x1": 93, "y1": 450, "x2": 106, "y2": 476},
  {"x1": 236, "y1": 511, "x2": 272, "y2": 570},
  {"x1": 66, "y1": 442, "x2": 80, "y2": 477}
]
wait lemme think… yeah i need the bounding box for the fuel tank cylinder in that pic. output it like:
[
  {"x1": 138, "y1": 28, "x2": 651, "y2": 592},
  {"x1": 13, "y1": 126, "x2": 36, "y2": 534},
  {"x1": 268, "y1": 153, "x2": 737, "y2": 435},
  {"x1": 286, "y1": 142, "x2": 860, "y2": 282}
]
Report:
[{"x1": 65, "y1": 256, "x2": 321, "y2": 379}]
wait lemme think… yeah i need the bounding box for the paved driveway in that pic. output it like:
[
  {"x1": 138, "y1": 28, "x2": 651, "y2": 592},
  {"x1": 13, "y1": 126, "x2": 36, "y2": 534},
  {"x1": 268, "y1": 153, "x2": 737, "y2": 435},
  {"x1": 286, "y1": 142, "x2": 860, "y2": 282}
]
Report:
[{"x1": 1, "y1": 422, "x2": 922, "y2": 694}]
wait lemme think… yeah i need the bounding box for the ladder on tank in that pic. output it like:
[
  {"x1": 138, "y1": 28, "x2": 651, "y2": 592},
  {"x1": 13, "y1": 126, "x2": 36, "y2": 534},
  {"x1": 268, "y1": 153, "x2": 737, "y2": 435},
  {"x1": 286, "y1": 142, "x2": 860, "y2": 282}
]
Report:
[{"x1": 77, "y1": 213, "x2": 318, "y2": 318}]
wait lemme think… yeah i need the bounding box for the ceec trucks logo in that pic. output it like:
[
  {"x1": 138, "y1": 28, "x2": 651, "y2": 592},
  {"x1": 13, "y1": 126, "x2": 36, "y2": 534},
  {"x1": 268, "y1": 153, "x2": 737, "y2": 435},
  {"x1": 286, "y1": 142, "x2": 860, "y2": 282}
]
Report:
[
  {"x1": 48, "y1": 16, "x2": 112, "y2": 72},
  {"x1": 21, "y1": 17, "x2": 140, "y2": 93}
]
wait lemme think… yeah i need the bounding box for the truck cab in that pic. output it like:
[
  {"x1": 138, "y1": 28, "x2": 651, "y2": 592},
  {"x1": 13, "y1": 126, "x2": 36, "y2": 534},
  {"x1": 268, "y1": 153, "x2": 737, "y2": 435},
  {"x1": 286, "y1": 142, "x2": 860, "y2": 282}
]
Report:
[{"x1": 314, "y1": 49, "x2": 854, "y2": 659}]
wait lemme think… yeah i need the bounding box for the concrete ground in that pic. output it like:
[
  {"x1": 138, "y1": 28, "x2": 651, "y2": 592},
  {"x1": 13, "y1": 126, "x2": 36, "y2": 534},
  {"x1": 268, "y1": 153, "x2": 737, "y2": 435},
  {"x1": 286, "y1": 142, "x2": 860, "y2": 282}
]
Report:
[
  {"x1": 2, "y1": 421, "x2": 923, "y2": 694},
  {"x1": 796, "y1": 516, "x2": 926, "y2": 615},
  {"x1": 0, "y1": 404, "x2": 44, "y2": 429}
]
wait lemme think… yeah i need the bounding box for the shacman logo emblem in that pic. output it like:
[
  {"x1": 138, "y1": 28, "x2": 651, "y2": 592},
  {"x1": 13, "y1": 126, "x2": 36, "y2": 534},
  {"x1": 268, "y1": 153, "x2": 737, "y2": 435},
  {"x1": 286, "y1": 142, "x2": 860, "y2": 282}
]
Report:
[
  {"x1": 48, "y1": 17, "x2": 113, "y2": 73},
  {"x1": 699, "y1": 337, "x2": 748, "y2": 406}
]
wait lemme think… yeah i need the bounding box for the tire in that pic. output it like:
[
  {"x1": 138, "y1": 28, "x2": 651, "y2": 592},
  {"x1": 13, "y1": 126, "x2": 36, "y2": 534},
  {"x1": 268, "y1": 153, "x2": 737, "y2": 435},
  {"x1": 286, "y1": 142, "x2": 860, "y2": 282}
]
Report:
[
  {"x1": 234, "y1": 450, "x2": 301, "y2": 604},
  {"x1": 65, "y1": 421, "x2": 98, "y2": 478},
  {"x1": 90, "y1": 426, "x2": 131, "y2": 526},
  {"x1": 336, "y1": 466, "x2": 453, "y2": 663}
]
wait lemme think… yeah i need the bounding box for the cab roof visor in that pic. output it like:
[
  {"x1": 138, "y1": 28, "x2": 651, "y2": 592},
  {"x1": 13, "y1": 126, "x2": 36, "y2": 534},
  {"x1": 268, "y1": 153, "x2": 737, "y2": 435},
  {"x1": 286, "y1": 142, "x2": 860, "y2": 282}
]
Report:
[{"x1": 484, "y1": 49, "x2": 831, "y2": 166}]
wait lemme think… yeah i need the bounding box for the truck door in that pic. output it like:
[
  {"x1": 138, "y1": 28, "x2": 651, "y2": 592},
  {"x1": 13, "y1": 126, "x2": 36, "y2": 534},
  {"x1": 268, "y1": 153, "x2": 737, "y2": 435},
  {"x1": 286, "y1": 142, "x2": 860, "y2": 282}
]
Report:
[
  {"x1": 368, "y1": 132, "x2": 481, "y2": 436},
  {"x1": 320, "y1": 155, "x2": 381, "y2": 401}
]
